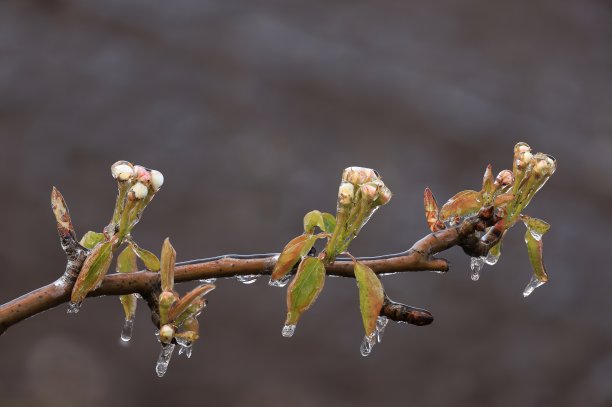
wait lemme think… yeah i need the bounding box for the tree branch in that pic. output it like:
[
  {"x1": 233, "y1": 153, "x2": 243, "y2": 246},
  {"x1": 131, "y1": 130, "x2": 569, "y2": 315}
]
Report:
[{"x1": 0, "y1": 207, "x2": 502, "y2": 335}]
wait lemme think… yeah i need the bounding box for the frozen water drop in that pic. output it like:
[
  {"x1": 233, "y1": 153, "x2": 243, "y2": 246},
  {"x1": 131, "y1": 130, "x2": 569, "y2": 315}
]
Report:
[
  {"x1": 176, "y1": 338, "x2": 194, "y2": 358},
  {"x1": 199, "y1": 278, "x2": 217, "y2": 284},
  {"x1": 120, "y1": 317, "x2": 135, "y2": 342},
  {"x1": 281, "y1": 324, "x2": 296, "y2": 338},
  {"x1": 236, "y1": 274, "x2": 259, "y2": 284},
  {"x1": 155, "y1": 343, "x2": 176, "y2": 378},
  {"x1": 360, "y1": 332, "x2": 377, "y2": 357},
  {"x1": 67, "y1": 301, "x2": 81, "y2": 314},
  {"x1": 523, "y1": 275, "x2": 546, "y2": 297},
  {"x1": 375, "y1": 316, "x2": 388, "y2": 343},
  {"x1": 530, "y1": 229, "x2": 543, "y2": 241},
  {"x1": 269, "y1": 273, "x2": 292, "y2": 288},
  {"x1": 470, "y1": 257, "x2": 485, "y2": 281},
  {"x1": 484, "y1": 251, "x2": 500, "y2": 266}
]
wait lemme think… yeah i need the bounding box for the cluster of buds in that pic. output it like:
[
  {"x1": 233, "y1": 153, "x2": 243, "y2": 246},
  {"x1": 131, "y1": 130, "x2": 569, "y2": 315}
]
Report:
[
  {"x1": 108, "y1": 161, "x2": 164, "y2": 241},
  {"x1": 325, "y1": 167, "x2": 392, "y2": 262}
]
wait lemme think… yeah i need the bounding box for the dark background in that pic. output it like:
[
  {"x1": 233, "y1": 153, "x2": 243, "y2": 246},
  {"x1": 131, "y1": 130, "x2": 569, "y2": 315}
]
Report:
[{"x1": 1, "y1": 1, "x2": 611, "y2": 406}]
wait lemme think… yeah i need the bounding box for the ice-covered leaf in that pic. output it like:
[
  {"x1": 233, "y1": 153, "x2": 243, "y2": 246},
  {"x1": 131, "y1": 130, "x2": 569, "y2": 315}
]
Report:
[
  {"x1": 439, "y1": 190, "x2": 482, "y2": 221},
  {"x1": 159, "y1": 238, "x2": 175, "y2": 292},
  {"x1": 492, "y1": 192, "x2": 515, "y2": 207},
  {"x1": 354, "y1": 261, "x2": 384, "y2": 337},
  {"x1": 117, "y1": 246, "x2": 137, "y2": 273},
  {"x1": 522, "y1": 216, "x2": 550, "y2": 240},
  {"x1": 481, "y1": 164, "x2": 495, "y2": 202},
  {"x1": 130, "y1": 242, "x2": 161, "y2": 272},
  {"x1": 303, "y1": 210, "x2": 336, "y2": 234},
  {"x1": 285, "y1": 257, "x2": 326, "y2": 327},
  {"x1": 80, "y1": 231, "x2": 106, "y2": 250},
  {"x1": 51, "y1": 187, "x2": 77, "y2": 242},
  {"x1": 423, "y1": 187, "x2": 443, "y2": 232},
  {"x1": 167, "y1": 284, "x2": 215, "y2": 323},
  {"x1": 271, "y1": 234, "x2": 319, "y2": 282},
  {"x1": 70, "y1": 239, "x2": 114, "y2": 305},
  {"x1": 524, "y1": 222, "x2": 550, "y2": 283}
]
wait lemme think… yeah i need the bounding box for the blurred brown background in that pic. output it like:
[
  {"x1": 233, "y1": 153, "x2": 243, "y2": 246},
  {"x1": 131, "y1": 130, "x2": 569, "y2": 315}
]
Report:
[{"x1": 1, "y1": 1, "x2": 611, "y2": 406}]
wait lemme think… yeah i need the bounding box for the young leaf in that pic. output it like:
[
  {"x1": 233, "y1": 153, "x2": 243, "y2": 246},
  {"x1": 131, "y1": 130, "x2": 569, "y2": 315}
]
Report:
[
  {"x1": 303, "y1": 210, "x2": 337, "y2": 234},
  {"x1": 423, "y1": 187, "x2": 443, "y2": 232},
  {"x1": 492, "y1": 192, "x2": 515, "y2": 207},
  {"x1": 130, "y1": 242, "x2": 161, "y2": 272},
  {"x1": 285, "y1": 257, "x2": 326, "y2": 326},
  {"x1": 271, "y1": 234, "x2": 319, "y2": 282},
  {"x1": 438, "y1": 190, "x2": 482, "y2": 221},
  {"x1": 70, "y1": 240, "x2": 114, "y2": 305},
  {"x1": 167, "y1": 284, "x2": 215, "y2": 323},
  {"x1": 51, "y1": 187, "x2": 77, "y2": 242},
  {"x1": 160, "y1": 238, "x2": 176, "y2": 292},
  {"x1": 117, "y1": 246, "x2": 138, "y2": 273},
  {"x1": 120, "y1": 294, "x2": 137, "y2": 324},
  {"x1": 354, "y1": 261, "x2": 384, "y2": 337},
  {"x1": 80, "y1": 231, "x2": 106, "y2": 250},
  {"x1": 481, "y1": 164, "x2": 494, "y2": 197},
  {"x1": 524, "y1": 228, "x2": 548, "y2": 283}
]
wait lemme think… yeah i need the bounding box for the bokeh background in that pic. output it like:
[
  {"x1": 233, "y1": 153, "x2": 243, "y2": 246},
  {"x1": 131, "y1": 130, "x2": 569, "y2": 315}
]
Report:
[{"x1": 1, "y1": 1, "x2": 611, "y2": 406}]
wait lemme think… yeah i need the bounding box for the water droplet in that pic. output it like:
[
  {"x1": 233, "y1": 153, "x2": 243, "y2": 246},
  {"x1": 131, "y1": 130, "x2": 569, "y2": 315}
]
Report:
[
  {"x1": 470, "y1": 257, "x2": 485, "y2": 281},
  {"x1": 120, "y1": 317, "x2": 135, "y2": 342},
  {"x1": 484, "y1": 251, "x2": 500, "y2": 266},
  {"x1": 155, "y1": 343, "x2": 176, "y2": 378},
  {"x1": 523, "y1": 275, "x2": 545, "y2": 297},
  {"x1": 360, "y1": 332, "x2": 377, "y2": 357},
  {"x1": 281, "y1": 324, "x2": 296, "y2": 338},
  {"x1": 375, "y1": 316, "x2": 388, "y2": 343},
  {"x1": 269, "y1": 274, "x2": 292, "y2": 288},
  {"x1": 236, "y1": 274, "x2": 259, "y2": 284},
  {"x1": 530, "y1": 229, "x2": 543, "y2": 241},
  {"x1": 67, "y1": 301, "x2": 81, "y2": 314},
  {"x1": 199, "y1": 278, "x2": 217, "y2": 284}
]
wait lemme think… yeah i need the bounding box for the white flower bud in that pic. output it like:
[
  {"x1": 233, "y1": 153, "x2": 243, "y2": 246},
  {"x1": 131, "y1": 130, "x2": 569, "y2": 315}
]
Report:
[
  {"x1": 338, "y1": 182, "x2": 355, "y2": 205},
  {"x1": 111, "y1": 161, "x2": 134, "y2": 181},
  {"x1": 360, "y1": 183, "x2": 379, "y2": 201},
  {"x1": 376, "y1": 186, "x2": 392, "y2": 205},
  {"x1": 342, "y1": 167, "x2": 379, "y2": 185},
  {"x1": 130, "y1": 182, "x2": 148, "y2": 200},
  {"x1": 150, "y1": 170, "x2": 164, "y2": 191},
  {"x1": 134, "y1": 165, "x2": 151, "y2": 183},
  {"x1": 159, "y1": 324, "x2": 175, "y2": 344}
]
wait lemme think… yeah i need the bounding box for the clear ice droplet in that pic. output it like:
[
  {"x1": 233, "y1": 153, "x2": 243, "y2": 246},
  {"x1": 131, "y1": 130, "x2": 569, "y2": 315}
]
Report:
[
  {"x1": 530, "y1": 229, "x2": 543, "y2": 241},
  {"x1": 67, "y1": 301, "x2": 81, "y2": 314},
  {"x1": 375, "y1": 316, "x2": 389, "y2": 343},
  {"x1": 360, "y1": 332, "x2": 377, "y2": 357},
  {"x1": 120, "y1": 317, "x2": 135, "y2": 342},
  {"x1": 269, "y1": 274, "x2": 292, "y2": 288},
  {"x1": 281, "y1": 324, "x2": 296, "y2": 338},
  {"x1": 484, "y1": 251, "x2": 500, "y2": 266},
  {"x1": 236, "y1": 274, "x2": 259, "y2": 284},
  {"x1": 523, "y1": 275, "x2": 546, "y2": 297},
  {"x1": 176, "y1": 338, "x2": 194, "y2": 359},
  {"x1": 155, "y1": 343, "x2": 176, "y2": 377},
  {"x1": 470, "y1": 257, "x2": 485, "y2": 281},
  {"x1": 199, "y1": 278, "x2": 217, "y2": 284}
]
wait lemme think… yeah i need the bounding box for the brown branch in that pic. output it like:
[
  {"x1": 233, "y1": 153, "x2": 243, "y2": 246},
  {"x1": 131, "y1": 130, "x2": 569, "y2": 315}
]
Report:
[{"x1": 0, "y1": 207, "x2": 502, "y2": 335}]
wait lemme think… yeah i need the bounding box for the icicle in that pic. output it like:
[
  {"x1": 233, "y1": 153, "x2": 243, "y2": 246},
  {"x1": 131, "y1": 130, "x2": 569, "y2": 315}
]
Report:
[
  {"x1": 470, "y1": 257, "x2": 485, "y2": 281},
  {"x1": 484, "y1": 251, "x2": 500, "y2": 266},
  {"x1": 176, "y1": 338, "x2": 194, "y2": 359},
  {"x1": 375, "y1": 316, "x2": 389, "y2": 343},
  {"x1": 523, "y1": 275, "x2": 546, "y2": 297},
  {"x1": 67, "y1": 301, "x2": 81, "y2": 314},
  {"x1": 281, "y1": 324, "x2": 296, "y2": 338},
  {"x1": 360, "y1": 332, "x2": 377, "y2": 357},
  {"x1": 236, "y1": 274, "x2": 259, "y2": 284},
  {"x1": 155, "y1": 343, "x2": 176, "y2": 377},
  {"x1": 199, "y1": 278, "x2": 217, "y2": 284},
  {"x1": 269, "y1": 273, "x2": 292, "y2": 288},
  {"x1": 120, "y1": 317, "x2": 135, "y2": 342}
]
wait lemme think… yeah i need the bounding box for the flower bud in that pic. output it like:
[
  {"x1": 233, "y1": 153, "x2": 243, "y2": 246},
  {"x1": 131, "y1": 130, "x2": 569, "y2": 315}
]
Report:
[
  {"x1": 134, "y1": 165, "x2": 152, "y2": 183},
  {"x1": 129, "y1": 182, "x2": 148, "y2": 200},
  {"x1": 494, "y1": 170, "x2": 514, "y2": 187},
  {"x1": 150, "y1": 170, "x2": 164, "y2": 191},
  {"x1": 338, "y1": 182, "x2": 355, "y2": 205},
  {"x1": 375, "y1": 185, "x2": 392, "y2": 205},
  {"x1": 342, "y1": 167, "x2": 379, "y2": 185},
  {"x1": 533, "y1": 153, "x2": 556, "y2": 177},
  {"x1": 360, "y1": 183, "x2": 379, "y2": 202},
  {"x1": 159, "y1": 324, "x2": 175, "y2": 344},
  {"x1": 111, "y1": 161, "x2": 134, "y2": 181}
]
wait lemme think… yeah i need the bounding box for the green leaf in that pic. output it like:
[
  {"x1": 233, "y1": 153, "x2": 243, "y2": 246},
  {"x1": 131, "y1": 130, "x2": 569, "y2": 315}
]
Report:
[
  {"x1": 522, "y1": 216, "x2": 550, "y2": 237},
  {"x1": 439, "y1": 190, "x2": 482, "y2": 221},
  {"x1": 492, "y1": 192, "x2": 515, "y2": 207},
  {"x1": 354, "y1": 261, "x2": 384, "y2": 337},
  {"x1": 303, "y1": 210, "x2": 337, "y2": 234},
  {"x1": 271, "y1": 234, "x2": 319, "y2": 282},
  {"x1": 167, "y1": 284, "x2": 215, "y2": 323},
  {"x1": 120, "y1": 294, "x2": 137, "y2": 321},
  {"x1": 524, "y1": 228, "x2": 548, "y2": 282},
  {"x1": 117, "y1": 246, "x2": 138, "y2": 273},
  {"x1": 130, "y1": 242, "x2": 160, "y2": 272},
  {"x1": 285, "y1": 257, "x2": 326, "y2": 326},
  {"x1": 80, "y1": 231, "x2": 106, "y2": 250},
  {"x1": 159, "y1": 238, "x2": 176, "y2": 292},
  {"x1": 70, "y1": 239, "x2": 114, "y2": 305}
]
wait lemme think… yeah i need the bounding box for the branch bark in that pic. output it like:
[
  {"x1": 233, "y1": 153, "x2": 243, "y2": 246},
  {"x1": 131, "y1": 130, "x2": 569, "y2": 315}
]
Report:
[{"x1": 0, "y1": 207, "x2": 502, "y2": 335}]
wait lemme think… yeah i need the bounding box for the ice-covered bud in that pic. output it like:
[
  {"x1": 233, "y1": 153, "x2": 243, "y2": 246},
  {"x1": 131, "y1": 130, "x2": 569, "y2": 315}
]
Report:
[
  {"x1": 360, "y1": 183, "x2": 379, "y2": 202},
  {"x1": 517, "y1": 143, "x2": 531, "y2": 154},
  {"x1": 129, "y1": 182, "x2": 148, "y2": 200},
  {"x1": 533, "y1": 154, "x2": 556, "y2": 177},
  {"x1": 375, "y1": 185, "x2": 392, "y2": 206},
  {"x1": 342, "y1": 167, "x2": 379, "y2": 185},
  {"x1": 134, "y1": 165, "x2": 152, "y2": 183},
  {"x1": 159, "y1": 324, "x2": 175, "y2": 344},
  {"x1": 111, "y1": 161, "x2": 134, "y2": 181},
  {"x1": 150, "y1": 170, "x2": 164, "y2": 191},
  {"x1": 494, "y1": 170, "x2": 514, "y2": 187},
  {"x1": 338, "y1": 182, "x2": 355, "y2": 205}
]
